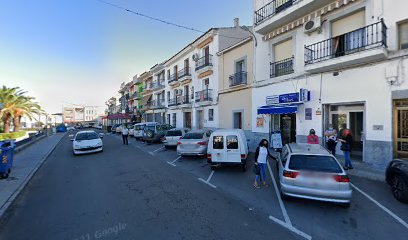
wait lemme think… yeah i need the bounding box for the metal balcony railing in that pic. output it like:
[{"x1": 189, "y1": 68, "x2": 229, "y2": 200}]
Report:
[
  {"x1": 168, "y1": 73, "x2": 178, "y2": 84},
  {"x1": 178, "y1": 68, "x2": 191, "y2": 78},
  {"x1": 229, "y1": 71, "x2": 248, "y2": 87},
  {"x1": 254, "y1": 0, "x2": 299, "y2": 25},
  {"x1": 270, "y1": 57, "x2": 294, "y2": 78},
  {"x1": 168, "y1": 98, "x2": 177, "y2": 107},
  {"x1": 304, "y1": 20, "x2": 387, "y2": 65},
  {"x1": 195, "y1": 55, "x2": 213, "y2": 71},
  {"x1": 195, "y1": 89, "x2": 213, "y2": 102}
]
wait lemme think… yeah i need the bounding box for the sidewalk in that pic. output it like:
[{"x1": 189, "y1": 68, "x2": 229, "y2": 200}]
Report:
[{"x1": 0, "y1": 133, "x2": 65, "y2": 218}]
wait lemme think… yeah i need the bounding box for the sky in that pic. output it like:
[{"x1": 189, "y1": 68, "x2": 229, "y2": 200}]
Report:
[{"x1": 0, "y1": 0, "x2": 252, "y2": 114}]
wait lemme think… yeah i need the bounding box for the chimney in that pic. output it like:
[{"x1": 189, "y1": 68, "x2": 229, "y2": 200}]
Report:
[{"x1": 234, "y1": 18, "x2": 239, "y2": 28}]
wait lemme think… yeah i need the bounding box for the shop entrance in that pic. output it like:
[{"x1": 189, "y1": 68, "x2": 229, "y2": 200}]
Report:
[
  {"x1": 270, "y1": 113, "x2": 296, "y2": 145},
  {"x1": 197, "y1": 110, "x2": 204, "y2": 129},
  {"x1": 393, "y1": 99, "x2": 408, "y2": 159},
  {"x1": 184, "y1": 112, "x2": 192, "y2": 129}
]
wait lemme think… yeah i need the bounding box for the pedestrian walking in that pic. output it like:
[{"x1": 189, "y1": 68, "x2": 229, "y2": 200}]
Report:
[
  {"x1": 122, "y1": 125, "x2": 129, "y2": 145},
  {"x1": 325, "y1": 124, "x2": 338, "y2": 155},
  {"x1": 253, "y1": 139, "x2": 275, "y2": 189},
  {"x1": 307, "y1": 129, "x2": 319, "y2": 144},
  {"x1": 339, "y1": 127, "x2": 353, "y2": 170}
]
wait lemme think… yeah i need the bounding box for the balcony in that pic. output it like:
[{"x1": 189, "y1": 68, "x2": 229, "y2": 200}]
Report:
[
  {"x1": 195, "y1": 55, "x2": 213, "y2": 74},
  {"x1": 229, "y1": 72, "x2": 248, "y2": 87},
  {"x1": 195, "y1": 89, "x2": 213, "y2": 105},
  {"x1": 148, "y1": 99, "x2": 165, "y2": 109},
  {"x1": 168, "y1": 98, "x2": 178, "y2": 107},
  {"x1": 168, "y1": 73, "x2": 179, "y2": 87},
  {"x1": 131, "y1": 92, "x2": 138, "y2": 99},
  {"x1": 255, "y1": 0, "x2": 298, "y2": 25},
  {"x1": 178, "y1": 95, "x2": 191, "y2": 107},
  {"x1": 144, "y1": 83, "x2": 153, "y2": 93},
  {"x1": 178, "y1": 68, "x2": 192, "y2": 83},
  {"x1": 151, "y1": 80, "x2": 165, "y2": 90},
  {"x1": 304, "y1": 20, "x2": 387, "y2": 73},
  {"x1": 270, "y1": 57, "x2": 294, "y2": 78}
]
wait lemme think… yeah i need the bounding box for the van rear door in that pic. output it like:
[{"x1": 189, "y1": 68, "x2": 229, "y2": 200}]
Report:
[
  {"x1": 211, "y1": 135, "x2": 224, "y2": 163},
  {"x1": 226, "y1": 135, "x2": 241, "y2": 163}
]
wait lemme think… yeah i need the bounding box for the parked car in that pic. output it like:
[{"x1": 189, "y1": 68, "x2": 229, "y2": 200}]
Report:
[
  {"x1": 277, "y1": 143, "x2": 352, "y2": 207},
  {"x1": 71, "y1": 130, "x2": 103, "y2": 155},
  {"x1": 162, "y1": 128, "x2": 190, "y2": 149},
  {"x1": 177, "y1": 129, "x2": 213, "y2": 156},
  {"x1": 386, "y1": 159, "x2": 408, "y2": 203},
  {"x1": 111, "y1": 124, "x2": 120, "y2": 133},
  {"x1": 116, "y1": 125, "x2": 123, "y2": 134},
  {"x1": 207, "y1": 129, "x2": 249, "y2": 171},
  {"x1": 129, "y1": 124, "x2": 136, "y2": 136},
  {"x1": 95, "y1": 124, "x2": 103, "y2": 130},
  {"x1": 133, "y1": 122, "x2": 152, "y2": 140},
  {"x1": 56, "y1": 124, "x2": 67, "y2": 132},
  {"x1": 66, "y1": 126, "x2": 75, "y2": 131},
  {"x1": 143, "y1": 123, "x2": 173, "y2": 143}
]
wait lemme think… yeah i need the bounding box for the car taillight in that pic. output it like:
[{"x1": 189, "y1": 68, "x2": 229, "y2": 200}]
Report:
[
  {"x1": 179, "y1": 137, "x2": 183, "y2": 140},
  {"x1": 177, "y1": 141, "x2": 182, "y2": 145},
  {"x1": 283, "y1": 170, "x2": 299, "y2": 178},
  {"x1": 241, "y1": 154, "x2": 246, "y2": 159},
  {"x1": 162, "y1": 137, "x2": 166, "y2": 141},
  {"x1": 197, "y1": 141, "x2": 207, "y2": 145},
  {"x1": 333, "y1": 175, "x2": 350, "y2": 182},
  {"x1": 207, "y1": 154, "x2": 212, "y2": 160}
]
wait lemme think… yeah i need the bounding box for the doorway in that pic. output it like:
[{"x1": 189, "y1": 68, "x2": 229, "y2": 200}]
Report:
[
  {"x1": 393, "y1": 99, "x2": 408, "y2": 159},
  {"x1": 184, "y1": 112, "x2": 192, "y2": 129},
  {"x1": 233, "y1": 112, "x2": 243, "y2": 129},
  {"x1": 197, "y1": 110, "x2": 204, "y2": 129},
  {"x1": 280, "y1": 114, "x2": 296, "y2": 144}
]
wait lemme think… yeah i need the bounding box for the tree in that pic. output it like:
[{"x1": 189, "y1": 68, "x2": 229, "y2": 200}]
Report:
[{"x1": 0, "y1": 86, "x2": 43, "y2": 133}]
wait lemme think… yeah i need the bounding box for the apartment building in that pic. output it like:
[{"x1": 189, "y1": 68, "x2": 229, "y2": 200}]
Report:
[
  {"x1": 252, "y1": 0, "x2": 408, "y2": 168},
  {"x1": 162, "y1": 20, "x2": 252, "y2": 130},
  {"x1": 217, "y1": 36, "x2": 254, "y2": 136},
  {"x1": 140, "y1": 71, "x2": 154, "y2": 122}
]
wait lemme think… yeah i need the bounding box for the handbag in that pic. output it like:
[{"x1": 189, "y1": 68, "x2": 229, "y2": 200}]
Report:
[{"x1": 253, "y1": 163, "x2": 260, "y2": 175}]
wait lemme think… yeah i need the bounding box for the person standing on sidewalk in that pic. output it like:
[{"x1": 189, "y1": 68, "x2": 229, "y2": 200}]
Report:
[
  {"x1": 307, "y1": 129, "x2": 319, "y2": 144},
  {"x1": 325, "y1": 124, "x2": 338, "y2": 155},
  {"x1": 122, "y1": 125, "x2": 129, "y2": 145},
  {"x1": 339, "y1": 128, "x2": 353, "y2": 170},
  {"x1": 254, "y1": 139, "x2": 275, "y2": 189}
]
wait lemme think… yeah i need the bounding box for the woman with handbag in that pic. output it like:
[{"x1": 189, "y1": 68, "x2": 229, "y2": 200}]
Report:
[
  {"x1": 339, "y1": 128, "x2": 353, "y2": 170},
  {"x1": 253, "y1": 139, "x2": 275, "y2": 189}
]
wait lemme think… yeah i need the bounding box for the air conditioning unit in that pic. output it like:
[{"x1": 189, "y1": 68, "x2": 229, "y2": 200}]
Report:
[
  {"x1": 192, "y1": 53, "x2": 200, "y2": 62},
  {"x1": 304, "y1": 17, "x2": 321, "y2": 34}
]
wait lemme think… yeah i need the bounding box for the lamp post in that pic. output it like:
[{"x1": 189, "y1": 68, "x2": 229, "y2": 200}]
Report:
[{"x1": 240, "y1": 26, "x2": 258, "y2": 84}]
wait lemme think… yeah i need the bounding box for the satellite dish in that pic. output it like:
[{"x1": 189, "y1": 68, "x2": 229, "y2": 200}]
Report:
[{"x1": 192, "y1": 53, "x2": 199, "y2": 62}]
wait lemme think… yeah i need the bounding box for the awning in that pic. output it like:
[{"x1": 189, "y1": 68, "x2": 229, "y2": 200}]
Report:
[
  {"x1": 257, "y1": 103, "x2": 301, "y2": 115},
  {"x1": 141, "y1": 94, "x2": 152, "y2": 105}
]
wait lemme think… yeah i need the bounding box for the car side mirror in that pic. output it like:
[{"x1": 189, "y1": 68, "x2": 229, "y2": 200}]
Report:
[{"x1": 99, "y1": 133, "x2": 104, "y2": 138}]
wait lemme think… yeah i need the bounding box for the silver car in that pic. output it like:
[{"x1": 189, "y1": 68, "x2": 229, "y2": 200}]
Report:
[
  {"x1": 278, "y1": 143, "x2": 352, "y2": 207},
  {"x1": 163, "y1": 128, "x2": 190, "y2": 148},
  {"x1": 177, "y1": 129, "x2": 213, "y2": 156}
]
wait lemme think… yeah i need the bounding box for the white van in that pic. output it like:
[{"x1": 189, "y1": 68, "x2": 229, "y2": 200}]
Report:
[{"x1": 207, "y1": 129, "x2": 249, "y2": 172}]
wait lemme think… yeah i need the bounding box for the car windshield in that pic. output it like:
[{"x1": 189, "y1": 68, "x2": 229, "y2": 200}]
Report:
[
  {"x1": 135, "y1": 125, "x2": 144, "y2": 130},
  {"x1": 288, "y1": 155, "x2": 342, "y2": 173},
  {"x1": 145, "y1": 125, "x2": 156, "y2": 132},
  {"x1": 166, "y1": 130, "x2": 182, "y2": 136},
  {"x1": 76, "y1": 132, "x2": 99, "y2": 141},
  {"x1": 183, "y1": 132, "x2": 204, "y2": 139}
]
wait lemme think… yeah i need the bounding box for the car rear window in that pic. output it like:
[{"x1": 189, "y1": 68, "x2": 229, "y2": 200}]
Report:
[
  {"x1": 288, "y1": 155, "x2": 342, "y2": 173},
  {"x1": 76, "y1": 132, "x2": 99, "y2": 141},
  {"x1": 213, "y1": 136, "x2": 224, "y2": 149},
  {"x1": 135, "y1": 125, "x2": 144, "y2": 130},
  {"x1": 166, "y1": 130, "x2": 182, "y2": 136},
  {"x1": 183, "y1": 132, "x2": 204, "y2": 139},
  {"x1": 226, "y1": 135, "x2": 238, "y2": 149}
]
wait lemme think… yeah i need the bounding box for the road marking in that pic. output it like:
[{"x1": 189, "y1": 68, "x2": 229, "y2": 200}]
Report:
[
  {"x1": 351, "y1": 183, "x2": 408, "y2": 230},
  {"x1": 269, "y1": 216, "x2": 312, "y2": 240},
  {"x1": 267, "y1": 161, "x2": 291, "y2": 225},
  {"x1": 152, "y1": 146, "x2": 165, "y2": 153},
  {"x1": 167, "y1": 156, "x2": 181, "y2": 167},
  {"x1": 267, "y1": 160, "x2": 312, "y2": 240},
  {"x1": 198, "y1": 170, "x2": 217, "y2": 188}
]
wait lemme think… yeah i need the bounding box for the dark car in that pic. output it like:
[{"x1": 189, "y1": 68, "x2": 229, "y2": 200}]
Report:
[
  {"x1": 111, "y1": 124, "x2": 120, "y2": 133},
  {"x1": 386, "y1": 159, "x2": 408, "y2": 203},
  {"x1": 143, "y1": 123, "x2": 173, "y2": 143}
]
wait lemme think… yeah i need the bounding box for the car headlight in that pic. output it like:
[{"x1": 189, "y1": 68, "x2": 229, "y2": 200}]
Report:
[{"x1": 73, "y1": 144, "x2": 80, "y2": 149}]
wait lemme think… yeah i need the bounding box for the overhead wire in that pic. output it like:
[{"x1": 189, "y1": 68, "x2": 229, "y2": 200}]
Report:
[{"x1": 95, "y1": 0, "x2": 246, "y2": 40}]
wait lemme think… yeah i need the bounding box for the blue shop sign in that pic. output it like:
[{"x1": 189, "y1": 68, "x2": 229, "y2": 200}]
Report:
[
  {"x1": 279, "y1": 93, "x2": 299, "y2": 103},
  {"x1": 266, "y1": 89, "x2": 310, "y2": 105}
]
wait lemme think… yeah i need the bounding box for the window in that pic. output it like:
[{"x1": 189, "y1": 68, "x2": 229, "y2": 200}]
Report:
[
  {"x1": 399, "y1": 21, "x2": 408, "y2": 50},
  {"x1": 172, "y1": 113, "x2": 176, "y2": 127},
  {"x1": 289, "y1": 155, "x2": 343, "y2": 173},
  {"x1": 213, "y1": 136, "x2": 224, "y2": 149},
  {"x1": 191, "y1": 86, "x2": 194, "y2": 99},
  {"x1": 184, "y1": 132, "x2": 204, "y2": 139},
  {"x1": 167, "y1": 114, "x2": 170, "y2": 125},
  {"x1": 208, "y1": 109, "x2": 214, "y2": 121},
  {"x1": 226, "y1": 135, "x2": 239, "y2": 149},
  {"x1": 235, "y1": 60, "x2": 245, "y2": 73},
  {"x1": 167, "y1": 70, "x2": 171, "y2": 80}
]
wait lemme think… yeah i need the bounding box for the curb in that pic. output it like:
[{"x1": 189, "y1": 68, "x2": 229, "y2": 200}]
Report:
[
  {"x1": 0, "y1": 133, "x2": 66, "y2": 219},
  {"x1": 14, "y1": 135, "x2": 46, "y2": 154}
]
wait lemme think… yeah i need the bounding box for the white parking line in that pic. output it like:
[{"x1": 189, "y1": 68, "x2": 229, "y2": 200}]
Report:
[
  {"x1": 267, "y1": 160, "x2": 312, "y2": 240},
  {"x1": 351, "y1": 183, "x2": 408, "y2": 230},
  {"x1": 167, "y1": 156, "x2": 181, "y2": 167},
  {"x1": 198, "y1": 170, "x2": 217, "y2": 189}
]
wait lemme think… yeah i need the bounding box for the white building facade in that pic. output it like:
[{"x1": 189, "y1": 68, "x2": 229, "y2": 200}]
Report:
[{"x1": 252, "y1": 0, "x2": 408, "y2": 168}]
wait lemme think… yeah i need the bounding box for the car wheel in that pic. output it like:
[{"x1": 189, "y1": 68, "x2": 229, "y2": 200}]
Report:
[
  {"x1": 145, "y1": 130, "x2": 154, "y2": 139},
  {"x1": 280, "y1": 190, "x2": 289, "y2": 201},
  {"x1": 241, "y1": 163, "x2": 246, "y2": 172},
  {"x1": 391, "y1": 174, "x2": 408, "y2": 203}
]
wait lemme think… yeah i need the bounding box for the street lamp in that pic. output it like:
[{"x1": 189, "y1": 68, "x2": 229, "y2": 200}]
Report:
[
  {"x1": 240, "y1": 26, "x2": 258, "y2": 83},
  {"x1": 240, "y1": 26, "x2": 258, "y2": 47}
]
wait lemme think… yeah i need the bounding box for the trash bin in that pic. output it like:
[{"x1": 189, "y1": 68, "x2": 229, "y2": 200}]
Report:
[{"x1": 0, "y1": 140, "x2": 15, "y2": 179}]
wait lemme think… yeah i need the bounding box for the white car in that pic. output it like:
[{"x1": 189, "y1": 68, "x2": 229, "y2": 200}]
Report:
[
  {"x1": 95, "y1": 124, "x2": 103, "y2": 130},
  {"x1": 116, "y1": 125, "x2": 123, "y2": 134},
  {"x1": 129, "y1": 124, "x2": 136, "y2": 136},
  {"x1": 72, "y1": 131, "x2": 103, "y2": 155},
  {"x1": 66, "y1": 126, "x2": 75, "y2": 131}
]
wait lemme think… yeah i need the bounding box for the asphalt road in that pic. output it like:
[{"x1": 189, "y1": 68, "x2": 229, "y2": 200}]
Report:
[
  {"x1": 1, "y1": 131, "x2": 408, "y2": 240},
  {"x1": 0, "y1": 132, "x2": 299, "y2": 240}
]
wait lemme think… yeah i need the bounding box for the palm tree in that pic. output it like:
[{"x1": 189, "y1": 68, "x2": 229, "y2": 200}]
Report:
[{"x1": 0, "y1": 86, "x2": 43, "y2": 133}]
